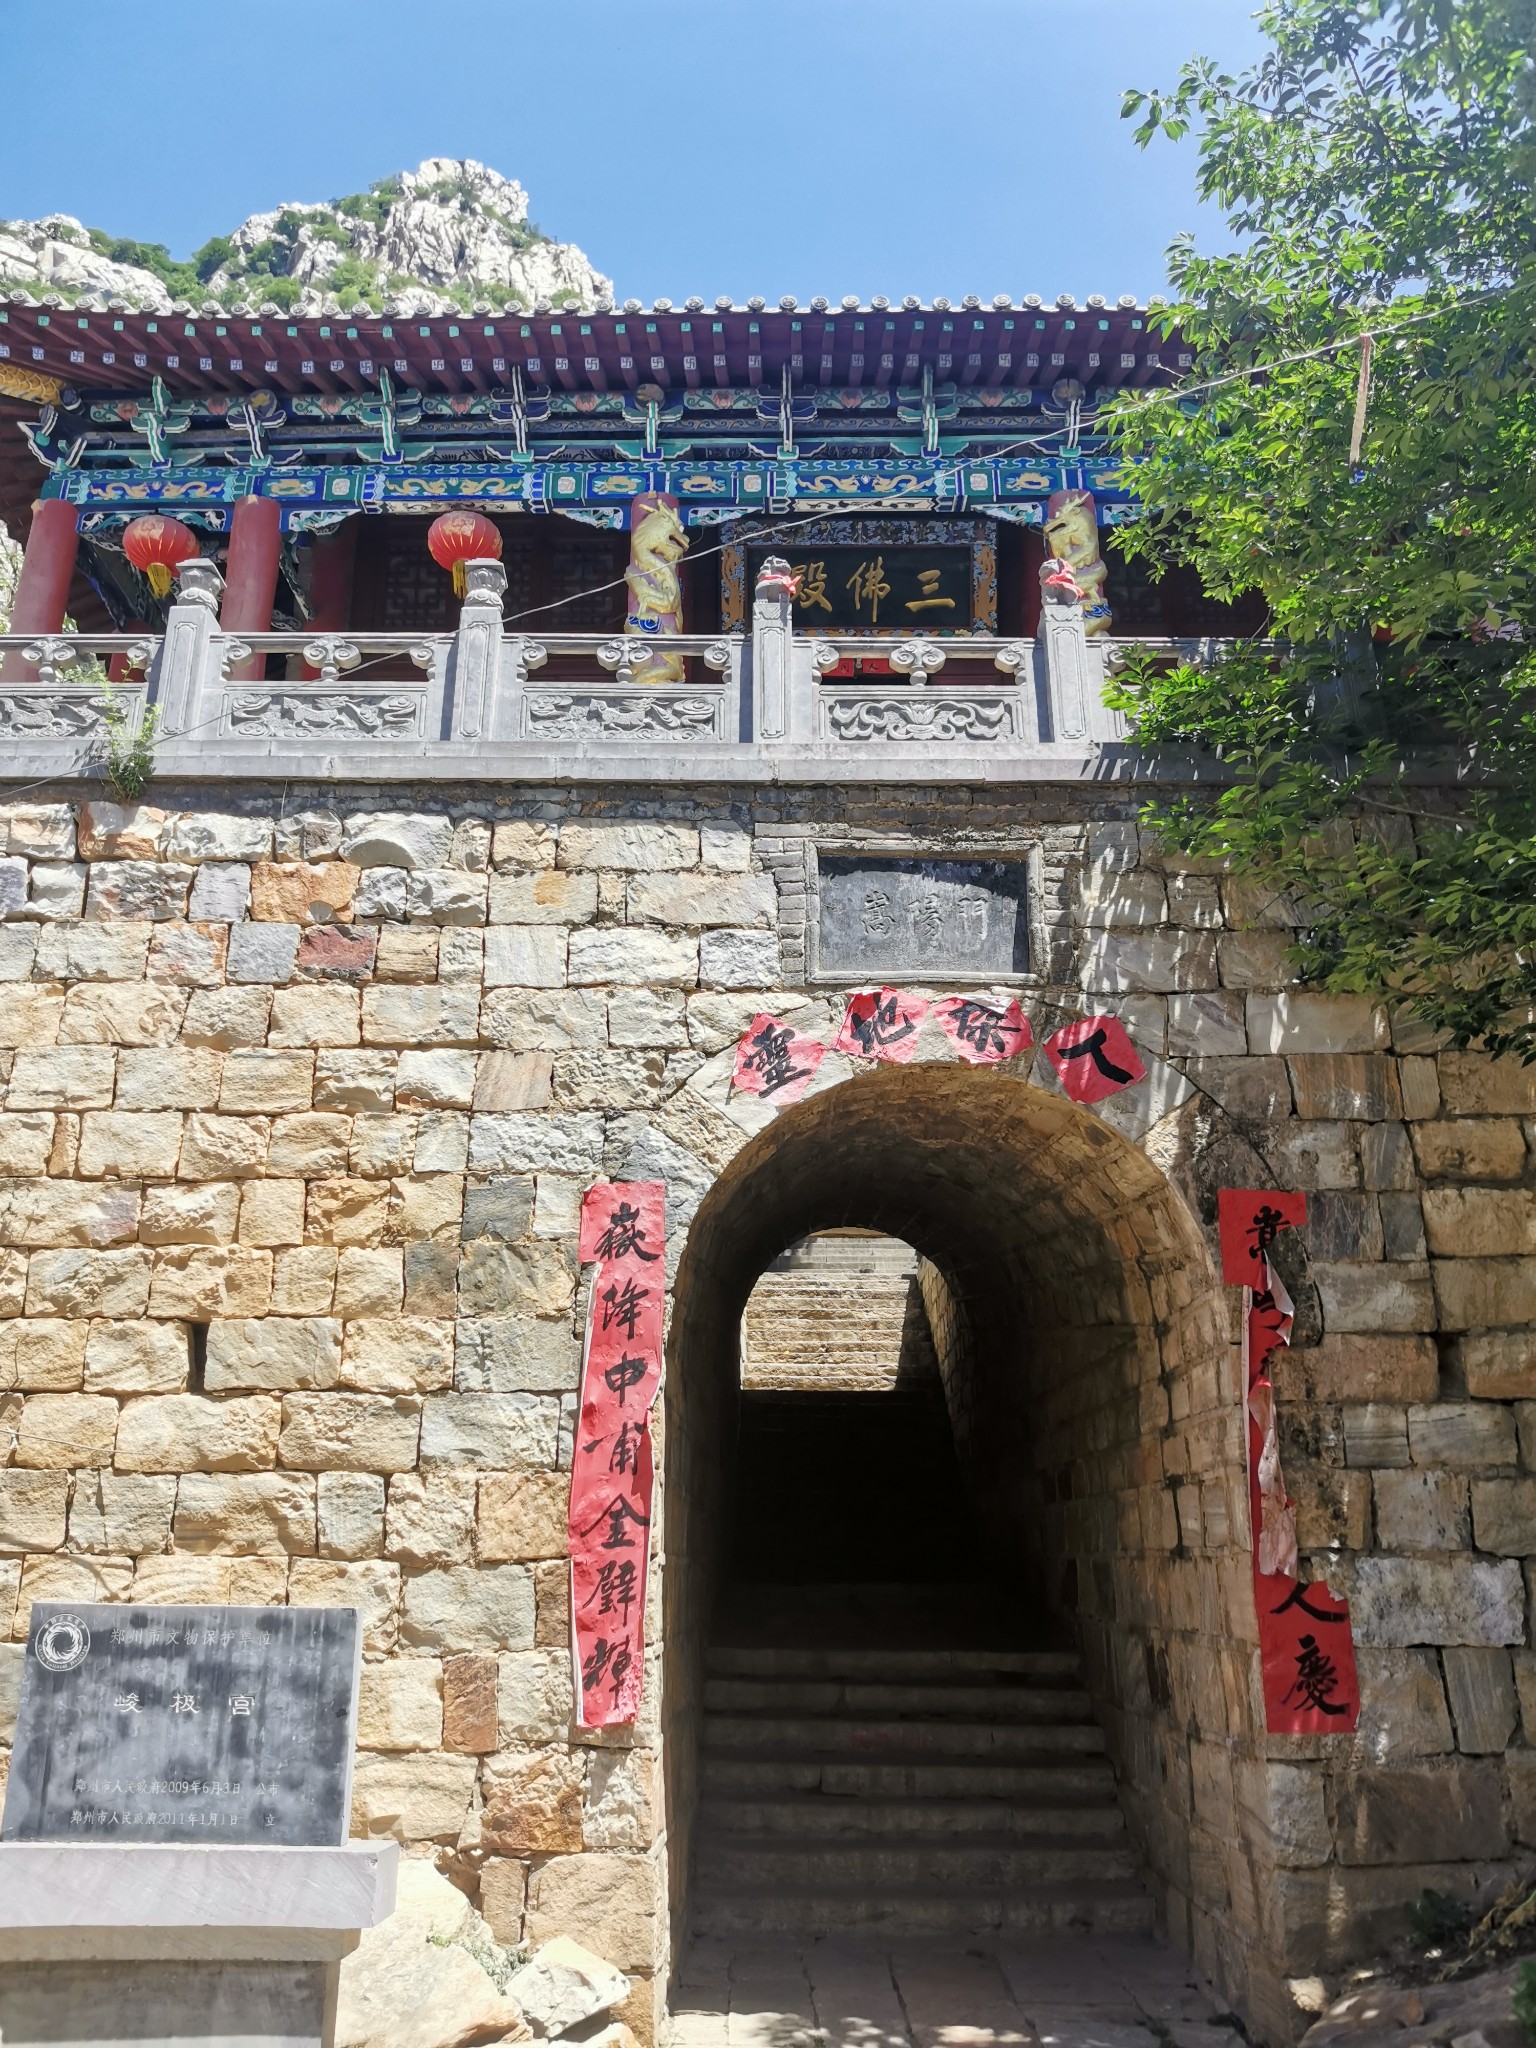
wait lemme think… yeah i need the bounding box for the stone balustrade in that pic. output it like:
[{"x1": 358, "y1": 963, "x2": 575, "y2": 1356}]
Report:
[{"x1": 0, "y1": 561, "x2": 1250, "y2": 783}]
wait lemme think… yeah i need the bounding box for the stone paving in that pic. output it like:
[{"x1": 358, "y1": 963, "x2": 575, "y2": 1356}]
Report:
[{"x1": 666, "y1": 1935, "x2": 1244, "y2": 2048}]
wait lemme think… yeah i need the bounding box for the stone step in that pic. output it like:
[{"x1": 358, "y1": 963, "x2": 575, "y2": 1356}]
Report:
[
  {"x1": 702, "y1": 1676, "x2": 1095, "y2": 1720},
  {"x1": 697, "y1": 1791, "x2": 1127, "y2": 1840},
  {"x1": 701, "y1": 1714, "x2": 1106, "y2": 1758},
  {"x1": 688, "y1": 1880, "x2": 1156, "y2": 1940},
  {"x1": 700, "y1": 1753, "x2": 1121, "y2": 1800},
  {"x1": 693, "y1": 1833, "x2": 1143, "y2": 1889},
  {"x1": 704, "y1": 1645, "x2": 1079, "y2": 1681}
]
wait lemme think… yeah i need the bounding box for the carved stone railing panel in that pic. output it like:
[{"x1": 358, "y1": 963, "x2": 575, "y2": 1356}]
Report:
[
  {"x1": 521, "y1": 690, "x2": 730, "y2": 742},
  {"x1": 0, "y1": 690, "x2": 120, "y2": 740},
  {"x1": 818, "y1": 693, "x2": 1022, "y2": 743},
  {"x1": 0, "y1": 633, "x2": 157, "y2": 749},
  {"x1": 506, "y1": 633, "x2": 745, "y2": 745},
  {"x1": 194, "y1": 632, "x2": 445, "y2": 744},
  {"x1": 214, "y1": 633, "x2": 438, "y2": 683},
  {"x1": 222, "y1": 689, "x2": 429, "y2": 741}
]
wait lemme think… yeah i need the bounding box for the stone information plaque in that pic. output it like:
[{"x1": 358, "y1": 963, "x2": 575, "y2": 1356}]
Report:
[
  {"x1": 817, "y1": 856, "x2": 1030, "y2": 979},
  {"x1": 1, "y1": 1603, "x2": 362, "y2": 1847}
]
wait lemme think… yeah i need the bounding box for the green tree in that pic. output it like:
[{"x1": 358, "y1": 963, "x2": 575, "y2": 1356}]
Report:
[{"x1": 1105, "y1": 0, "x2": 1536, "y2": 1055}]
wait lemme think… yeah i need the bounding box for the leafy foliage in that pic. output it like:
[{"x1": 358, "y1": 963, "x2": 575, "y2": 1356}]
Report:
[
  {"x1": 335, "y1": 174, "x2": 403, "y2": 227},
  {"x1": 1514, "y1": 1958, "x2": 1536, "y2": 2042},
  {"x1": 1105, "y1": 0, "x2": 1536, "y2": 1055},
  {"x1": 84, "y1": 228, "x2": 234, "y2": 300},
  {"x1": 96, "y1": 685, "x2": 159, "y2": 804}
]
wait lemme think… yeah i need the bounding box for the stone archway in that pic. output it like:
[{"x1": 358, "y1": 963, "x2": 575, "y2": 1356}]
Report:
[{"x1": 661, "y1": 1063, "x2": 1264, "y2": 2012}]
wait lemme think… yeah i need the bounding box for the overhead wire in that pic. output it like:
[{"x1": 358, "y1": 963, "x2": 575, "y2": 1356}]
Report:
[
  {"x1": 496, "y1": 279, "x2": 1515, "y2": 628},
  {"x1": 0, "y1": 278, "x2": 1505, "y2": 1115}
]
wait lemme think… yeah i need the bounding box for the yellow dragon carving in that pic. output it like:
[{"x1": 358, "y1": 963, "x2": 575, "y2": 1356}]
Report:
[
  {"x1": 624, "y1": 492, "x2": 689, "y2": 683},
  {"x1": 1042, "y1": 488, "x2": 1112, "y2": 637}
]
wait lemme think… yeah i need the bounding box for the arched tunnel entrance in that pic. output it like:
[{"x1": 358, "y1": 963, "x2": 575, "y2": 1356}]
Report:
[
  {"x1": 730, "y1": 1226, "x2": 990, "y2": 1599},
  {"x1": 662, "y1": 1064, "x2": 1261, "y2": 2002}
]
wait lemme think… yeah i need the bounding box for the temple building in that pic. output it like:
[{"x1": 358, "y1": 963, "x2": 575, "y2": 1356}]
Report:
[
  {"x1": 0, "y1": 294, "x2": 1525, "y2": 2048},
  {"x1": 0, "y1": 294, "x2": 1263, "y2": 674}
]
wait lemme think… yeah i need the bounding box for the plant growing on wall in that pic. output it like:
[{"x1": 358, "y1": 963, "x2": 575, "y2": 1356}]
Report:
[
  {"x1": 96, "y1": 682, "x2": 159, "y2": 803},
  {"x1": 1104, "y1": 0, "x2": 1536, "y2": 1056}
]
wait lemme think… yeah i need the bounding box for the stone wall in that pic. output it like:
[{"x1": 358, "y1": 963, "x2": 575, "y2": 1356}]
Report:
[{"x1": 0, "y1": 781, "x2": 1531, "y2": 2044}]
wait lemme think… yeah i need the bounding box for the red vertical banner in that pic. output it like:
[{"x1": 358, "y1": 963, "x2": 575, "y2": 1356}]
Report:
[
  {"x1": 1219, "y1": 1189, "x2": 1361, "y2": 1734},
  {"x1": 570, "y1": 1180, "x2": 666, "y2": 1728},
  {"x1": 1217, "y1": 1188, "x2": 1309, "y2": 1286}
]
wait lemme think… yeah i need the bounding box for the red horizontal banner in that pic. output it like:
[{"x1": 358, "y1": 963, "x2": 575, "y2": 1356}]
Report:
[
  {"x1": 835, "y1": 988, "x2": 929, "y2": 1063},
  {"x1": 932, "y1": 995, "x2": 1031, "y2": 1065},
  {"x1": 1043, "y1": 1014, "x2": 1147, "y2": 1103},
  {"x1": 732, "y1": 1013, "x2": 829, "y2": 1103}
]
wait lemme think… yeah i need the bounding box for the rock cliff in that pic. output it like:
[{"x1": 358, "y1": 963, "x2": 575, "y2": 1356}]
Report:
[{"x1": 0, "y1": 158, "x2": 611, "y2": 316}]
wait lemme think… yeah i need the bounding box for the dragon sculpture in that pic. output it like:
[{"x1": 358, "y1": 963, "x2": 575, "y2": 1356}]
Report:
[
  {"x1": 1041, "y1": 488, "x2": 1112, "y2": 637},
  {"x1": 624, "y1": 491, "x2": 689, "y2": 683}
]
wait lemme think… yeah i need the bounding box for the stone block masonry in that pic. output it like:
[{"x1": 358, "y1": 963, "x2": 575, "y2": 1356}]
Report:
[{"x1": 0, "y1": 780, "x2": 1531, "y2": 2047}]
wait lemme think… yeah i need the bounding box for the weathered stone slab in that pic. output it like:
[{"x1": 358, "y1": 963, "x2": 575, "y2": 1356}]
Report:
[
  {"x1": 334, "y1": 1855, "x2": 527, "y2": 2048},
  {"x1": 1334, "y1": 1760, "x2": 1508, "y2": 1864},
  {"x1": 2, "y1": 1602, "x2": 360, "y2": 1846},
  {"x1": 816, "y1": 856, "x2": 1030, "y2": 979},
  {"x1": 1348, "y1": 1557, "x2": 1524, "y2": 1645},
  {"x1": 1441, "y1": 1646, "x2": 1517, "y2": 1753}
]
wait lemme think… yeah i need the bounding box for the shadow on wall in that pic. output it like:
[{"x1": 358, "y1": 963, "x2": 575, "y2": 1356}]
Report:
[{"x1": 659, "y1": 1066, "x2": 1265, "y2": 2009}]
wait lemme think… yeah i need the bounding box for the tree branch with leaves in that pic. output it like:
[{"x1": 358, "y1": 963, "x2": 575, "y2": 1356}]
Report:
[{"x1": 1107, "y1": 0, "x2": 1536, "y2": 1055}]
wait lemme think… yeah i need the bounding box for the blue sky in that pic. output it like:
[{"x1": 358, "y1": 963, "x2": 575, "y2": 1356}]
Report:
[{"x1": 2, "y1": 2, "x2": 1265, "y2": 305}]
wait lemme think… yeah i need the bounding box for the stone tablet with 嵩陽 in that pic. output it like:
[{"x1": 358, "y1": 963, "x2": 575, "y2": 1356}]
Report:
[
  {"x1": 817, "y1": 856, "x2": 1031, "y2": 979},
  {"x1": 1, "y1": 1603, "x2": 361, "y2": 1848}
]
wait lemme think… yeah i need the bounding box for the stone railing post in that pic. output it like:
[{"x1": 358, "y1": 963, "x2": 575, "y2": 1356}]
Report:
[
  {"x1": 447, "y1": 559, "x2": 507, "y2": 742},
  {"x1": 156, "y1": 558, "x2": 224, "y2": 740},
  {"x1": 748, "y1": 555, "x2": 813, "y2": 742},
  {"x1": 1038, "y1": 589, "x2": 1097, "y2": 744}
]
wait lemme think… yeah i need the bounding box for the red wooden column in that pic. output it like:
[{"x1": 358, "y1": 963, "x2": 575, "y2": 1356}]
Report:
[
  {"x1": 2, "y1": 498, "x2": 80, "y2": 679},
  {"x1": 220, "y1": 495, "x2": 282, "y2": 682},
  {"x1": 300, "y1": 519, "x2": 358, "y2": 677}
]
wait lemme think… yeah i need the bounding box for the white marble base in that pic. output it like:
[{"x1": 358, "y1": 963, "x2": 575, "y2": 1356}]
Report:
[
  {"x1": 0, "y1": 1841, "x2": 398, "y2": 1934},
  {"x1": 0, "y1": 1843, "x2": 399, "y2": 2047}
]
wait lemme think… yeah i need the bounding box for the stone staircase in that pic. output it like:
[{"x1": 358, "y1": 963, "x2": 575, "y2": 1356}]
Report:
[
  {"x1": 740, "y1": 1232, "x2": 938, "y2": 1395},
  {"x1": 690, "y1": 1627, "x2": 1154, "y2": 1939}
]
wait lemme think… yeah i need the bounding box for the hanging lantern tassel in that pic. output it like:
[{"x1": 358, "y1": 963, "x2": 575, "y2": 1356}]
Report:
[
  {"x1": 1349, "y1": 333, "x2": 1375, "y2": 467},
  {"x1": 452, "y1": 560, "x2": 467, "y2": 600}
]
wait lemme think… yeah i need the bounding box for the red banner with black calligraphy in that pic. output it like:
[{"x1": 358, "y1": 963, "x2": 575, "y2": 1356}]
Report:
[
  {"x1": 570, "y1": 1180, "x2": 666, "y2": 1728},
  {"x1": 1218, "y1": 1189, "x2": 1360, "y2": 1733},
  {"x1": 932, "y1": 995, "x2": 1032, "y2": 1065},
  {"x1": 732, "y1": 1012, "x2": 830, "y2": 1105},
  {"x1": 835, "y1": 988, "x2": 929, "y2": 1064},
  {"x1": 1043, "y1": 1015, "x2": 1147, "y2": 1104}
]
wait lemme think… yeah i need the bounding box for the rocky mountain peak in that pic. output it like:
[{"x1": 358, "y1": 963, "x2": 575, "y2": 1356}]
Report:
[{"x1": 0, "y1": 158, "x2": 612, "y2": 317}]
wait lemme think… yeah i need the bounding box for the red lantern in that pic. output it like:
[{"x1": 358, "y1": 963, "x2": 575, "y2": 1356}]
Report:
[
  {"x1": 427, "y1": 510, "x2": 502, "y2": 598},
  {"x1": 121, "y1": 515, "x2": 200, "y2": 600}
]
